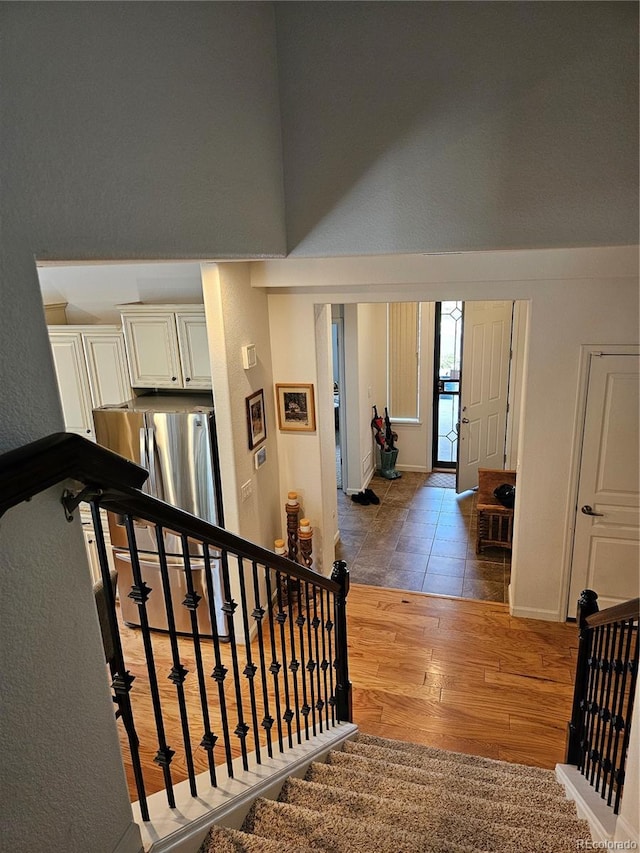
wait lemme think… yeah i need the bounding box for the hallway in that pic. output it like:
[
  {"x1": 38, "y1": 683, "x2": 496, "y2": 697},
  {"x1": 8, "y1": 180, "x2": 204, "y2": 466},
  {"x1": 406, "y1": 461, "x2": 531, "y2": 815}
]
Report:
[{"x1": 335, "y1": 472, "x2": 511, "y2": 603}]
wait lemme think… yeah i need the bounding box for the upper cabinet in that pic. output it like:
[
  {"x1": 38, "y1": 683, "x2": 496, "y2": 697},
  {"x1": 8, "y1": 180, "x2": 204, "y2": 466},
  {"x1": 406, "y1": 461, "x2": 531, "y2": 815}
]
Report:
[
  {"x1": 120, "y1": 305, "x2": 211, "y2": 390},
  {"x1": 49, "y1": 326, "x2": 131, "y2": 440}
]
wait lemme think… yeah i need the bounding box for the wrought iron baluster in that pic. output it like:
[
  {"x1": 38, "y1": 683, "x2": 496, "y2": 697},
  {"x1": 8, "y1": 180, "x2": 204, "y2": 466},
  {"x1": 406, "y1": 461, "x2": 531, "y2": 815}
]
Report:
[
  {"x1": 147, "y1": 529, "x2": 196, "y2": 798},
  {"x1": 304, "y1": 580, "x2": 317, "y2": 737},
  {"x1": 202, "y1": 546, "x2": 233, "y2": 779},
  {"x1": 295, "y1": 585, "x2": 310, "y2": 741},
  {"x1": 325, "y1": 589, "x2": 336, "y2": 726},
  {"x1": 180, "y1": 533, "x2": 219, "y2": 793},
  {"x1": 589, "y1": 623, "x2": 612, "y2": 787},
  {"x1": 220, "y1": 549, "x2": 249, "y2": 770},
  {"x1": 584, "y1": 624, "x2": 605, "y2": 778},
  {"x1": 612, "y1": 619, "x2": 638, "y2": 814},
  {"x1": 601, "y1": 621, "x2": 625, "y2": 804},
  {"x1": 90, "y1": 503, "x2": 148, "y2": 820},
  {"x1": 319, "y1": 587, "x2": 330, "y2": 728},
  {"x1": 275, "y1": 570, "x2": 293, "y2": 748},
  {"x1": 251, "y1": 561, "x2": 274, "y2": 758},
  {"x1": 265, "y1": 568, "x2": 284, "y2": 752},
  {"x1": 124, "y1": 515, "x2": 176, "y2": 808},
  {"x1": 286, "y1": 573, "x2": 302, "y2": 745},
  {"x1": 237, "y1": 556, "x2": 261, "y2": 764},
  {"x1": 594, "y1": 623, "x2": 617, "y2": 793},
  {"x1": 311, "y1": 583, "x2": 324, "y2": 733}
]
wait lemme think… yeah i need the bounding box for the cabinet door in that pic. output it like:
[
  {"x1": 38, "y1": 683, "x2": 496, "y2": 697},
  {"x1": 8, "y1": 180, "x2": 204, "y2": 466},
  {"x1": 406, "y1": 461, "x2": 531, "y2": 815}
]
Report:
[
  {"x1": 82, "y1": 332, "x2": 131, "y2": 407},
  {"x1": 176, "y1": 312, "x2": 212, "y2": 389},
  {"x1": 122, "y1": 313, "x2": 182, "y2": 388},
  {"x1": 49, "y1": 334, "x2": 95, "y2": 439}
]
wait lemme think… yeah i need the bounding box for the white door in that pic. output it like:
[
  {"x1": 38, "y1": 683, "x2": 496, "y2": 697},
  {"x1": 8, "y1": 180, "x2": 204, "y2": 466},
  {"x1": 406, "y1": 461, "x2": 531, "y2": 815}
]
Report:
[
  {"x1": 122, "y1": 313, "x2": 182, "y2": 388},
  {"x1": 176, "y1": 312, "x2": 212, "y2": 389},
  {"x1": 49, "y1": 333, "x2": 95, "y2": 439},
  {"x1": 457, "y1": 301, "x2": 513, "y2": 493},
  {"x1": 567, "y1": 353, "x2": 640, "y2": 614}
]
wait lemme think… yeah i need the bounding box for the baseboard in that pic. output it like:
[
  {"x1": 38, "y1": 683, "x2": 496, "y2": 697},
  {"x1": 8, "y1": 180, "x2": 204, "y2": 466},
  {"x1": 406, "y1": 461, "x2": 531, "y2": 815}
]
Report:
[
  {"x1": 615, "y1": 813, "x2": 640, "y2": 846},
  {"x1": 555, "y1": 764, "x2": 619, "y2": 844},
  {"x1": 510, "y1": 603, "x2": 564, "y2": 622},
  {"x1": 135, "y1": 722, "x2": 358, "y2": 853},
  {"x1": 396, "y1": 464, "x2": 429, "y2": 473},
  {"x1": 114, "y1": 821, "x2": 144, "y2": 853}
]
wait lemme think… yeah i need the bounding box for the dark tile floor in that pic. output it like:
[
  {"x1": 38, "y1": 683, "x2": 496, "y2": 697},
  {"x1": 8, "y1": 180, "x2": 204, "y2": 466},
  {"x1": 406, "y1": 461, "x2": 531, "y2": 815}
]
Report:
[{"x1": 335, "y1": 471, "x2": 511, "y2": 603}]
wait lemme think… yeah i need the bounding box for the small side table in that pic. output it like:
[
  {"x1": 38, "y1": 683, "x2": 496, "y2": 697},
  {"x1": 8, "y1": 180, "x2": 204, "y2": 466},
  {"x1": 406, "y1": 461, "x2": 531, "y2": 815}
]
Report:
[{"x1": 476, "y1": 468, "x2": 517, "y2": 554}]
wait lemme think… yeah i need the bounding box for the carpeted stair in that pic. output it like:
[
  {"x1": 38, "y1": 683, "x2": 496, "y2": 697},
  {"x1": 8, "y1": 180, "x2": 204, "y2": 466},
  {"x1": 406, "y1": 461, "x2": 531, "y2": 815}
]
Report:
[{"x1": 198, "y1": 733, "x2": 591, "y2": 852}]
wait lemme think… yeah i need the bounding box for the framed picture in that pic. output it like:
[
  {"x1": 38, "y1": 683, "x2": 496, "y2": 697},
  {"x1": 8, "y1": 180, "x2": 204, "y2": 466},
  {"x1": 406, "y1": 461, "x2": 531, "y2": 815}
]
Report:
[
  {"x1": 246, "y1": 388, "x2": 266, "y2": 449},
  {"x1": 275, "y1": 383, "x2": 316, "y2": 432},
  {"x1": 254, "y1": 446, "x2": 267, "y2": 469}
]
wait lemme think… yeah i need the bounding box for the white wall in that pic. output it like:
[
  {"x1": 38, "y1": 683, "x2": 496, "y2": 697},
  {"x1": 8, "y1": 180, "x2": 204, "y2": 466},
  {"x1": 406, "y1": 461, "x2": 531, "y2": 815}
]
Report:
[
  {"x1": 202, "y1": 263, "x2": 281, "y2": 552},
  {"x1": 0, "y1": 4, "x2": 284, "y2": 849},
  {"x1": 252, "y1": 246, "x2": 639, "y2": 622},
  {"x1": 276, "y1": 2, "x2": 638, "y2": 256},
  {"x1": 38, "y1": 262, "x2": 204, "y2": 324},
  {"x1": 267, "y1": 294, "x2": 334, "y2": 576}
]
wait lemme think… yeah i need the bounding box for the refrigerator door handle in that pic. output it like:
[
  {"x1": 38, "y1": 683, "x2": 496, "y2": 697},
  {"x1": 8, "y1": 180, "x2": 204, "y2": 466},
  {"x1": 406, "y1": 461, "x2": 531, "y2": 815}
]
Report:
[
  {"x1": 139, "y1": 427, "x2": 149, "y2": 490},
  {"x1": 147, "y1": 427, "x2": 158, "y2": 496}
]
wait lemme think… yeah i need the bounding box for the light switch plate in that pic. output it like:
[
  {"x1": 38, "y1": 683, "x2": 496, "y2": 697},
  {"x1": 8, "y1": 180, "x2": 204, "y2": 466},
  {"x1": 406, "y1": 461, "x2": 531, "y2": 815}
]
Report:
[{"x1": 242, "y1": 344, "x2": 257, "y2": 370}]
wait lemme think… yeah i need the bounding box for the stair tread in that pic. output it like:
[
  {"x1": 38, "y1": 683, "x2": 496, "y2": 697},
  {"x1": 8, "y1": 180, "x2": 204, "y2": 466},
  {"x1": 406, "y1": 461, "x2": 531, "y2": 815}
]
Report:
[
  {"x1": 310, "y1": 759, "x2": 586, "y2": 829},
  {"x1": 199, "y1": 824, "x2": 306, "y2": 853},
  {"x1": 348, "y1": 737, "x2": 557, "y2": 783},
  {"x1": 245, "y1": 797, "x2": 482, "y2": 853},
  {"x1": 281, "y1": 776, "x2": 591, "y2": 853},
  {"x1": 326, "y1": 752, "x2": 574, "y2": 815},
  {"x1": 355, "y1": 732, "x2": 554, "y2": 777}
]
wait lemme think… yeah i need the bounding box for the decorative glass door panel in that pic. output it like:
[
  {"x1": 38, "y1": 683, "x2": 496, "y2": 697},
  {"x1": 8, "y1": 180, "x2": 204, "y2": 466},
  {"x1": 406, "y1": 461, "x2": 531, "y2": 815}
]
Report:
[{"x1": 433, "y1": 301, "x2": 463, "y2": 468}]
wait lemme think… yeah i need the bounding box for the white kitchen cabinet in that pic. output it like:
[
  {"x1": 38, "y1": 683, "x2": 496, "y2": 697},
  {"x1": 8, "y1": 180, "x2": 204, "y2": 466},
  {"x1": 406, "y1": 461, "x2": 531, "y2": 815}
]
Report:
[
  {"x1": 81, "y1": 507, "x2": 116, "y2": 586},
  {"x1": 176, "y1": 312, "x2": 211, "y2": 389},
  {"x1": 120, "y1": 305, "x2": 211, "y2": 390},
  {"x1": 49, "y1": 326, "x2": 131, "y2": 440},
  {"x1": 49, "y1": 333, "x2": 95, "y2": 438}
]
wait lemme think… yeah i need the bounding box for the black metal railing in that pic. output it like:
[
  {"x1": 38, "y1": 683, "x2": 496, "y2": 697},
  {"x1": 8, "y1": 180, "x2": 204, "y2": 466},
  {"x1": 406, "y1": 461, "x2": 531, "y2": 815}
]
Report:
[
  {"x1": 566, "y1": 590, "x2": 639, "y2": 814},
  {"x1": 0, "y1": 433, "x2": 352, "y2": 822}
]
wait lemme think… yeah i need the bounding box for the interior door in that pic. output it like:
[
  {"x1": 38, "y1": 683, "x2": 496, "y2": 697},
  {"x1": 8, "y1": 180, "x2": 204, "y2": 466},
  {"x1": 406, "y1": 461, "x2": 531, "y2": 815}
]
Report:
[
  {"x1": 457, "y1": 301, "x2": 513, "y2": 493},
  {"x1": 567, "y1": 353, "x2": 640, "y2": 614}
]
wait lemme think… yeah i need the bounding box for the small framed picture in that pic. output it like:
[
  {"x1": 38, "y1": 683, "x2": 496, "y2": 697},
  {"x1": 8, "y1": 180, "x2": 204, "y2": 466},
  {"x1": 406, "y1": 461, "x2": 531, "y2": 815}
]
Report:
[
  {"x1": 254, "y1": 446, "x2": 267, "y2": 469},
  {"x1": 246, "y1": 388, "x2": 266, "y2": 449},
  {"x1": 275, "y1": 383, "x2": 316, "y2": 432}
]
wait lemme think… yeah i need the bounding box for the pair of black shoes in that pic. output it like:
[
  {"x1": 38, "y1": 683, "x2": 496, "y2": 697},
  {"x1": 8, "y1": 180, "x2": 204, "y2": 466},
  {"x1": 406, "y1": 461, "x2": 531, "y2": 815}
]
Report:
[{"x1": 351, "y1": 488, "x2": 380, "y2": 506}]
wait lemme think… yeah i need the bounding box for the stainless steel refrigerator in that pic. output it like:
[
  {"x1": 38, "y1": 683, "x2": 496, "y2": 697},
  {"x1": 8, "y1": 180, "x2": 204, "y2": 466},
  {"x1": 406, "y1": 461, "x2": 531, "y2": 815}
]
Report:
[{"x1": 93, "y1": 394, "x2": 227, "y2": 639}]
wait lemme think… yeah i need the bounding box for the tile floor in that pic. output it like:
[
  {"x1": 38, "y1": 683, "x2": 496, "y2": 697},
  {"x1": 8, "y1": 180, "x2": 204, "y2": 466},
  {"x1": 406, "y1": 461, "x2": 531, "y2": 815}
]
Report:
[{"x1": 335, "y1": 471, "x2": 511, "y2": 603}]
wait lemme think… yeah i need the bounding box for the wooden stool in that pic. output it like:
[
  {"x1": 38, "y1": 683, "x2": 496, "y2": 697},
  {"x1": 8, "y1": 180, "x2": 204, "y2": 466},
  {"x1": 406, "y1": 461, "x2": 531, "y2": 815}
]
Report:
[{"x1": 476, "y1": 468, "x2": 516, "y2": 554}]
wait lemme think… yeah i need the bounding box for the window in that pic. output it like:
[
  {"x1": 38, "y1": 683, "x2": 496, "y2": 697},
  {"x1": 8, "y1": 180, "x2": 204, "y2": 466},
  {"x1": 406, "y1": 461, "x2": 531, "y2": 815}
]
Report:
[{"x1": 388, "y1": 302, "x2": 420, "y2": 420}]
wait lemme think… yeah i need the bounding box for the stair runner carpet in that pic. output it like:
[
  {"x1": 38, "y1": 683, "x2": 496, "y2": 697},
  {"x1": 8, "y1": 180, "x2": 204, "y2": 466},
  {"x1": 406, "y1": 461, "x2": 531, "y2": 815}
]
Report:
[{"x1": 198, "y1": 733, "x2": 591, "y2": 852}]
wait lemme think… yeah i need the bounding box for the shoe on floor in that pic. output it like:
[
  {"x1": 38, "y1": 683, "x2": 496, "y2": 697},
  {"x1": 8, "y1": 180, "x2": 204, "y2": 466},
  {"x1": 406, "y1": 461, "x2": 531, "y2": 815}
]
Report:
[
  {"x1": 364, "y1": 488, "x2": 380, "y2": 504},
  {"x1": 351, "y1": 492, "x2": 370, "y2": 505}
]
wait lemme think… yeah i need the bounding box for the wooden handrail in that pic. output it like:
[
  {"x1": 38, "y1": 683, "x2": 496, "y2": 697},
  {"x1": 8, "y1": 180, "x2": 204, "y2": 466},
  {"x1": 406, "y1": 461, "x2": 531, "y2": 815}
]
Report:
[
  {"x1": 586, "y1": 597, "x2": 640, "y2": 628},
  {"x1": 0, "y1": 431, "x2": 339, "y2": 592},
  {"x1": 0, "y1": 432, "x2": 148, "y2": 516}
]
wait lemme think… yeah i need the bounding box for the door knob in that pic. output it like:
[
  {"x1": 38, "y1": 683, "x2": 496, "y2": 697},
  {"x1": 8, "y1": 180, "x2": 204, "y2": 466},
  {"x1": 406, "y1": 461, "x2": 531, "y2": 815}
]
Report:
[
  {"x1": 581, "y1": 505, "x2": 604, "y2": 517},
  {"x1": 461, "y1": 417, "x2": 470, "y2": 424}
]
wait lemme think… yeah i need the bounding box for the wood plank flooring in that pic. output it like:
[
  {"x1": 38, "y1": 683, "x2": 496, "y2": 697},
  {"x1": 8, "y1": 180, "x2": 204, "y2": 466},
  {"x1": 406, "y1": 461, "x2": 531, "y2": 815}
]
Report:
[{"x1": 113, "y1": 582, "x2": 579, "y2": 804}]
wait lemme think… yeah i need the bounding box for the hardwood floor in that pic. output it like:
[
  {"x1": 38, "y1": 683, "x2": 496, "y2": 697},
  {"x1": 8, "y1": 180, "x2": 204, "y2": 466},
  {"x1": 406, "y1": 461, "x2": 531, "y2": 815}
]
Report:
[{"x1": 113, "y1": 582, "x2": 579, "y2": 804}]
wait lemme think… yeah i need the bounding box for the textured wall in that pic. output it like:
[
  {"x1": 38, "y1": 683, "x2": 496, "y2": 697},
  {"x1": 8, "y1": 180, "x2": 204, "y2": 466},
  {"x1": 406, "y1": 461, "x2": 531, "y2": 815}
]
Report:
[
  {"x1": 0, "y1": 4, "x2": 284, "y2": 848},
  {"x1": 276, "y1": 2, "x2": 638, "y2": 256}
]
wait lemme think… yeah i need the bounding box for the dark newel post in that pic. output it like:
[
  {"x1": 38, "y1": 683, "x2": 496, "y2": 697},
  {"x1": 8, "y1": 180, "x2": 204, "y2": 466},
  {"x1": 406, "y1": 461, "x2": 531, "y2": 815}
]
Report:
[
  {"x1": 332, "y1": 560, "x2": 353, "y2": 723},
  {"x1": 566, "y1": 589, "x2": 599, "y2": 765}
]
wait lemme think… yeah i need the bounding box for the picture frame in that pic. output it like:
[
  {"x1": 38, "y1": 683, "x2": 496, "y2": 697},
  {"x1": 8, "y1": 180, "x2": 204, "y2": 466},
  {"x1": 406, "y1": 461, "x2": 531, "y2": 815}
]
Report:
[
  {"x1": 246, "y1": 388, "x2": 266, "y2": 449},
  {"x1": 275, "y1": 383, "x2": 316, "y2": 432},
  {"x1": 254, "y1": 445, "x2": 267, "y2": 469}
]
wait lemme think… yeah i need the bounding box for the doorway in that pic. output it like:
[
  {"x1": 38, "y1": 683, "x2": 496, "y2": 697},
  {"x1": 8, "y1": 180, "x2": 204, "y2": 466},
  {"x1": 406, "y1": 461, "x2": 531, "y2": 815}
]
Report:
[
  {"x1": 431, "y1": 300, "x2": 514, "y2": 491},
  {"x1": 331, "y1": 312, "x2": 346, "y2": 490}
]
